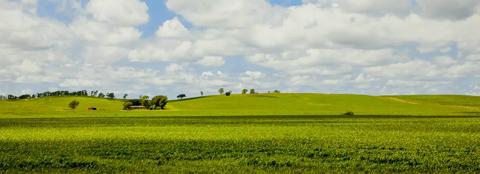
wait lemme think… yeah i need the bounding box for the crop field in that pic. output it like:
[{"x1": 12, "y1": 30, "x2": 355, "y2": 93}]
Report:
[{"x1": 1, "y1": 94, "x2": 480, "y2": 173}]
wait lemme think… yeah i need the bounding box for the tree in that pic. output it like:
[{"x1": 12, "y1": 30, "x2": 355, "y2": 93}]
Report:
[
  {"x1": 7, "y1": 95, "x2": 17, "y2": 100},
  {"x1": 123, "y1": 94, "x2": 128, "y2": 99},
  {"x1": 225, "y1": 91, "x2": 232, "y2": 96},
  {"x1": 273, "y1": 90, "x2": 280, "y2": 93},
  {"x1": 69, "y1": 100, "x2": 80, "y2": 110},
  {"x1": 177, "y1": 94, "x2": 186, "y2": 100},
  {"x1": 140, "y1": 96, "x2": 150, "y2": 108},
  {"x1": 107, "y1": 93, "x2": 115, "y2": 99},
  {"x1": 242, "y1": 89, "x2": 248, "y2": 94},
  {"x1": 218, "y1": 88, "x2": 224, "y2": 95},
  {"x1": 249, "y1": 89, "x2": 255, "y2": 94},
  {"x1": 123, "y1": 102, "x2": 133, "y2": 110},
  {"x1": 150, "y1": 95, "x2": 168, "y2": 110},
  {"x1": 200, "y1": 91, "x2": 204, "y2": 96},
  {"x1": 92, "y1": 90, "x2": 98, "y2": 97},
  {"x1": 19, "y1": 94, "x2": 31, "y2": 100},
  {"x1": 98, "y1": 93, "x2": 105, "y2": 98}
]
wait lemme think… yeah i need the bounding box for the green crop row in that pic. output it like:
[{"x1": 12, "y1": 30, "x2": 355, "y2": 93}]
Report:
[{"x1": 0, "y1": 116, "x2": 479, "y2": 173}]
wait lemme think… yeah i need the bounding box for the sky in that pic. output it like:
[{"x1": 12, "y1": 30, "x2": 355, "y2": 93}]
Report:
[{"x1": 1, "y1": 0, "x2": 480, "y2": 98}]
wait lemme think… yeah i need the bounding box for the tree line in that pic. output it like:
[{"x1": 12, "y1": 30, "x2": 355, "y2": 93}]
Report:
[
  {"x1": 0, "y1": 90, "x2": 119, "y2": 100},
  {"x1": 0, "y1": 88, "x2": 282, "y2": 100},
  {"x1": 216, "y1": 88, "x2": 280, "y2": 96}
]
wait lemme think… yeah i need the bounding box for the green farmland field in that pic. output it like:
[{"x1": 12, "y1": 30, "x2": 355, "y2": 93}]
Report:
[{"x1": 1, "y1": 94, "x2": 480, "y2": 173}]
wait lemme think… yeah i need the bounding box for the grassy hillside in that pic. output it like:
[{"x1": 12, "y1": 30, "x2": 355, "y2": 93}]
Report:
[
  {"x1": 1, "y1": 93, "x2": 480, "y2": 118},
  {"x1": 1, "y1": 94, "x2": 480, "y2": 172}
]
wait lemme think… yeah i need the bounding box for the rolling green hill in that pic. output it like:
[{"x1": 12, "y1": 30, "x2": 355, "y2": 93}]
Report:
[
  {"x1": 1, "y1": 93, "x2": 480, "y2": 118},
  {"x1": 1, "y1": 94, "x2": 480, "y2": 172}
]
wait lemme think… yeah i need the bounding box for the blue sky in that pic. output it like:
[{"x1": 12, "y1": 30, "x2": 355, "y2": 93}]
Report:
[{"x1": 1, "y1": 0, "x2": 480, "y2": 98}]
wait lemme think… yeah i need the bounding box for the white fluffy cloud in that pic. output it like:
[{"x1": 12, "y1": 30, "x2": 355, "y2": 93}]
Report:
[
  {"x1": 165, "y1": 0, "x2": 286, "y2": 28},
  {"x1": 334, "y1": 0, "x2": 412, "y2": 16},
  {"x1": 86, "y1": 0, "x2": 148, "y2": 26},
  {"x1": 197, "y1": 56, "x2": 225, "y2": 67},
  {"x1": 1, "y1": 0, "x2": 480, "y2": 96},
  {"x1": 156, "y1": 17, "x2": 190, "y2": 38},
  {"x1": 305, "y1": 0, "x2": 480, "y2": 19},
  {"x1": 72, "y1": 0, "x2": 148, "y2": 64},
  {"x1": 416, "y1": 0, "x2": 480, "y2": 20}
]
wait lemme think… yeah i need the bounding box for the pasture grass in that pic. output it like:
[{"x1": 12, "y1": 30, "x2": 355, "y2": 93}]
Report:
[
  {"x1": 1, "y1": 94, "x2": 480, "y2": 172},
  {"x1": 1, "y1": 94, "x2": 480, "y2": 117}
]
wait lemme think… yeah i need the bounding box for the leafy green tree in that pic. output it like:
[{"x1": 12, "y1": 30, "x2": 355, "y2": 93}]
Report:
[
  {"x1": 92, "y1": 90, "x2": 98, "y2": 97},
  {"x1": 19, "y1": 94, "x2": 31, "y2": 99},
  {"x1": 8, "y1": 95, "x2": 17, "y2": 100},
  {"x1": 242, "y1": 89, "x2": 248, "y2": 94},
  {"x1": 200, "y1": 91, "x2": 204, "y2": 96},
  {"x1": 69, "y1": 100, "x2": 80, "y2": 110},
  {"x1": 150, "y1": 95, "x2": 168, "y2": 110},
  {"x1": 98, "y1": 93, "x2": 105, "y2": 98},
  {"x1": 123, "y1": 94, "x2": 128, "y2": 99},
  {"x1": 123, "y1": 102, "x2": 133, "y2": 110},
  {"x1": 107, "y1": 93, "x2": 115, "y2": 99},
  {"x1": 249, "y1": 89, "x2": 255, "y2": 94},
  {"x1": 225, "y1": 91, "x2": 232, "y2": 96},
  {"x1": 140, "y1": 96, "x2": 150, "y2": 108},
  {"x1": 273, "y1": 90, "x2": 280, "y2": 93},
  {"x1": 218, "y1": 88, "x2": 224, "y2": 95},
  {"x1": 177, "y1": 94, "x2": 186, "y2": 100}
]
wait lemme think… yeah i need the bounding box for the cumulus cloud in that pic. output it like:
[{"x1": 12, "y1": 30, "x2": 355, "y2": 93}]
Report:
[
  {"x1": 156, "y1": 17, "x2": 190, "y2": 38},
  {"x1": 85, "y1": 0, "x2": 149, "y2": 26},
  {"x1": 197, "y1": 56, "x2": 225, "y2": 67},
  {"x1": 305, "y1": 0, "x2": 480, "y2": 20},
  {"x1": 329, "y1": 0, "x2": 412, "y2": 16},
  {"x1": 415, "y1": 0, "x2": 480, "y2": 20},
  {"x1": 241, "y1": 71, "x2": 265, "y2": 81},
  {"x1": 71, "y1": 0, "x2": 148, "y2": 64},
  {"x1": 165, "y1": 0, "x2": 286, "y2": 28},
  {"x1": 1, "y1": 0, "x2": 480, "y2": 96}
]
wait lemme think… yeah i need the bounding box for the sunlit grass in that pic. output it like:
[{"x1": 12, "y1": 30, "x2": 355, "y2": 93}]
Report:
[
  {"x1": 0, "y1": 116, "x2": 479, "y2": 173},
  {"x1": 1, "y1": 94, "x2": 480, "y2": 172},
  {"x1": 1, "y1": 94, "x2": 480, "y2": 118}
]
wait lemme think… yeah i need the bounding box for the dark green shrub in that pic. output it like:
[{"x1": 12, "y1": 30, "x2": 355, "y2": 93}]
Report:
[
  {"x1": 150, "y1": 95, "x2": 168, "y2": 110},
  {"x1": 68, "y1": 100, "x2": 80, "y2": 110},
  {"x1": 177, "y1": 94, "x2": 186, "y2": 99},
  {"x1": 123, "y1": 102, "x2": 133, "y2": 110}
]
